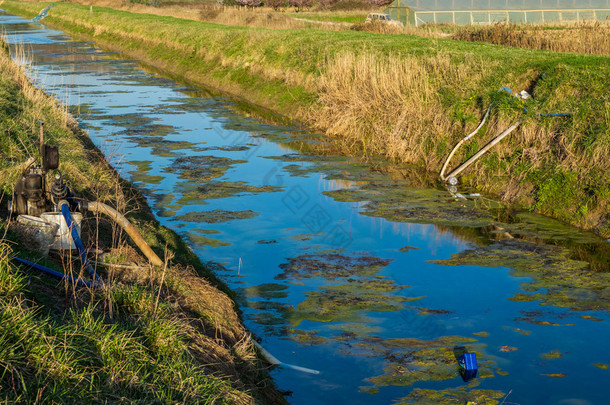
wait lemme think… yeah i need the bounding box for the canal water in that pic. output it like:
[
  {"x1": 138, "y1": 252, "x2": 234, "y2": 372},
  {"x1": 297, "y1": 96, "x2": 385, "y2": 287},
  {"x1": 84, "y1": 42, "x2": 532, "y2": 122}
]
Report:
[{"x1": 1, "y1": 10, "x2": 609, "y2": 404}]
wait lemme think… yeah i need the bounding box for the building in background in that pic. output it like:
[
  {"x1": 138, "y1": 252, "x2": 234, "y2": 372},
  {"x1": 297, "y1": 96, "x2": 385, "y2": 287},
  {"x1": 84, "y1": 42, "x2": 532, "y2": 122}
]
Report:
[{"x1": 386, "y1": 0, "x2": 610, "y2": 26}]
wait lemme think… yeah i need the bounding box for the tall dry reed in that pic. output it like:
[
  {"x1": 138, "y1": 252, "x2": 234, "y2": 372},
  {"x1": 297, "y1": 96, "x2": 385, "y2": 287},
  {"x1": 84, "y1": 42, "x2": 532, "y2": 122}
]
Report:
[
  {"x1": 454, "y1": 21, "x2": 610, "y2": 56},
  {"x1": 314, "y1": 51, "x2": 489, "y2": 168}
]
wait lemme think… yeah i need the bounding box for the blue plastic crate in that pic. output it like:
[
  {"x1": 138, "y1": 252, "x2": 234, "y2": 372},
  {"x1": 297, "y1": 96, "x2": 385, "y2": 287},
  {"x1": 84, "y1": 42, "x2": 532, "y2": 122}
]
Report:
[
  {"x1": 458, "y1": 352, "x2": 478, "y2": 382},
  {"x1": 458, "y1": 352, "x2": 477, "y2": 371}
]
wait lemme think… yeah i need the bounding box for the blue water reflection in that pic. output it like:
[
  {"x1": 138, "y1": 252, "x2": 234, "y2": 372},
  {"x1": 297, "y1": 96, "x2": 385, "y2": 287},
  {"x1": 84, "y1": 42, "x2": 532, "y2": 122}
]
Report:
[{"x1": 1, "y1": 10, "x2": 609, "y2": 404}]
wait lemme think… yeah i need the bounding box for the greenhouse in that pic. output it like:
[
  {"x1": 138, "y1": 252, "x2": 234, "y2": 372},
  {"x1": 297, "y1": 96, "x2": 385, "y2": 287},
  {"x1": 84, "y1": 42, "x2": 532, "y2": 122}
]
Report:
[{"x1": 385, "y1": 0, "x2": 610, "y2": 26}]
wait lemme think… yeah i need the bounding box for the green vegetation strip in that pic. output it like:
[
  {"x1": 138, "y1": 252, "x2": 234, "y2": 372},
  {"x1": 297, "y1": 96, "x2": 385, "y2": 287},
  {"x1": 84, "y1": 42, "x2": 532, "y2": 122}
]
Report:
[
  {"x1": 2, "y1": 0, "x2": 609, "y2": 239},
  {"x1": 0, "y1": 35, "x2": 283, "y2": 404}
]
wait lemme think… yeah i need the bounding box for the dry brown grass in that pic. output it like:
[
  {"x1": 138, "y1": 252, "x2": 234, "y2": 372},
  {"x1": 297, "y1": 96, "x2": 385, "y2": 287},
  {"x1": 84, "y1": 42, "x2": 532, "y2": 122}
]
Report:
[
  {"x1": 199, "y1": 3, "x2": 315, "y2": 29},
  {"x1": 454, "y1": 21, "x2": 610, "y2": 55},
  {"x1": 351, "y1": 21, "x2": 446, "y2": 37},
  {"x1": 65, "y1": 0, "x2": 334, "y2": 30},
  {"x1": 77, "y1": 0, "x2": 204, "y2": 21},
  {"x1": 315, "y1": 51, "x2": 491, "y2": 168}
]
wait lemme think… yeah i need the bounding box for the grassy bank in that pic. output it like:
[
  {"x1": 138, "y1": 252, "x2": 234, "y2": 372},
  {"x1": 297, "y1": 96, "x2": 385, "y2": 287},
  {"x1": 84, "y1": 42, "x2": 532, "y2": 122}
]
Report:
[
  {"x1": 2, "y1": 1, "x2": 609, "y2": 238},
  {"x1": 0, "y1": 38, "x2": 284, "y2": 403}
]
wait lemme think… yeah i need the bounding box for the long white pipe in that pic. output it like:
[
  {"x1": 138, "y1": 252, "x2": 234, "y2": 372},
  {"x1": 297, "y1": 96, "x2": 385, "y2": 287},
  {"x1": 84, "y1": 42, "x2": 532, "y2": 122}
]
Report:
[
  {"x1": 446, "y1": 118, "x2": 523, "y2": 180},
  {"x1": 252, "y1": 340, "x2": 320, "y2": 375},
  {"x1": 440, "y1": 104, "x2": 492, "y2": 181}
]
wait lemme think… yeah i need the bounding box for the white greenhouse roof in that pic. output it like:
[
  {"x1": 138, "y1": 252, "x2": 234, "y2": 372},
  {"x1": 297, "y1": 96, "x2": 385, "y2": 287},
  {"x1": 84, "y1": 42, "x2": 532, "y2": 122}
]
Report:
[{"x1": 398, "y1": 0, "x2": 610, "y2": 11}]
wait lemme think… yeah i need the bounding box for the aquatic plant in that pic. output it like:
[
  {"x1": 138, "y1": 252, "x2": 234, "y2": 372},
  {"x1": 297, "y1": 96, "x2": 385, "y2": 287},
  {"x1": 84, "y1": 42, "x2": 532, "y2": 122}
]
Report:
[{"x1": 432, "y1": 239, "x2": 610, "y2": 311}]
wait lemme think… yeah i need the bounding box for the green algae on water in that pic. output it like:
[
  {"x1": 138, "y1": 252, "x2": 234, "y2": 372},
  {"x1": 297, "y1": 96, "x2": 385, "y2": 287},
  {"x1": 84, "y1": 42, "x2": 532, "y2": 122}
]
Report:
[
  {"x1": 242, "y1": 283, "x2": 290, "y2": 300},
  {"x1": 325, "y1": 184, "x2": 498, "y2": 228},
  {"x1": 286, "y1": 329, "x2": 328, "y2": 346},
  {"x1": 164, "y1": 155, "x2": 246, "y2": 181},
  {"x1": 352, "y1": 336, "x2": 496, "y2": 388},
  {"x1": 176, "y1": 209, "x2": 259, "y2": 223},
  {"x1": 175, "y1": 180, "x2": 282, "y2": 205},
  {"x1": 152, "y1": 193, "x2": 180, "y2": 217},
  {"x1": 397, "y1": 387, "x2": 506, "y2": 404},
  {"x1": 126, "y1": 135, "x2": 203, "y2": 157},
  {"x1": 431, "y1": 239, "x2": 610, "y2": 311},
  {"x1": 508, "y1": 212, "x2": 602, "y2": 244},
  {"x1": 540, "y1": 351, "x2": 562, "y2": 359},
  {"x1": 289, "y1": 282, "x2": 418, "y2": 325},
  {"x1": 276, "y1": 253, "x2": 392, "y2": 280},
  {"x1": 186, "y1": 231, "x2": 229, "y2": 247}
]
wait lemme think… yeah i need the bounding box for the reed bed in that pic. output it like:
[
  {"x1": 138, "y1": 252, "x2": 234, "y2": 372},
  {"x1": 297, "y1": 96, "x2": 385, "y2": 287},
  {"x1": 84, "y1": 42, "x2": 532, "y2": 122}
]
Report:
[
  {"x1": 317, "y1": 52, "x2": 473, "y2": 167},
  {"x1": 454, "y1": 21, "x2": 610, "y2": 56}
]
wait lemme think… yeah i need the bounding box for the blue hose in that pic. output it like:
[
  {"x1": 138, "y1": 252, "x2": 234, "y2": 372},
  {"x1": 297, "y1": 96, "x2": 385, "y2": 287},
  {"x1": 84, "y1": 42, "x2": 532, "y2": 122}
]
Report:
[
  {"x1": 11, "y1": 257, "x2": 100, "y2": 288},
  {"x1": 60, "y1": 202, "x2": 102, "y2": 283},
  {"x1": 499, "y1": 86, "x2": 573, "y2": 117}
]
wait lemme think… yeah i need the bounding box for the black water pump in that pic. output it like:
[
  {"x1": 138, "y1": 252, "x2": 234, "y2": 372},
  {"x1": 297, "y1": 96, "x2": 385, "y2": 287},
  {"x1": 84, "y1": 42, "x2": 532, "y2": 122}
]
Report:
[{"x1": 9, "y1": 122, "x2": 70, "y2": 217}]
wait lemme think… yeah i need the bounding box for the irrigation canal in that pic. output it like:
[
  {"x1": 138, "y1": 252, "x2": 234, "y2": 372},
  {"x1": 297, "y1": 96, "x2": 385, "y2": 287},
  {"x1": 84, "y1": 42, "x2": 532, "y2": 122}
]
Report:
[{"x1": 1, "y1": 10, "x2": 609, "y2": 405}]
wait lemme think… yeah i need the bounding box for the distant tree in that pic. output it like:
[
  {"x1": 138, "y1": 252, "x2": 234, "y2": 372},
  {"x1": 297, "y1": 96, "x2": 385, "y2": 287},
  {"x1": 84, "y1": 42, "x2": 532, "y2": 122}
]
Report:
[
  {"x1": 236, "y1": 0, "x2": 263, "y2": 7},
  {"x1": 365, "y1": 0, "x2": 392, "y2": 6},
  {"x1": 290, "y1": 0, "x2": 312, "y2": 12},
  {"x1": 266, "y1": 0, "x2": 287, "y2": 10},
  {"x1": 316, "y1": 0, "x2": 338, "y2": 8}
]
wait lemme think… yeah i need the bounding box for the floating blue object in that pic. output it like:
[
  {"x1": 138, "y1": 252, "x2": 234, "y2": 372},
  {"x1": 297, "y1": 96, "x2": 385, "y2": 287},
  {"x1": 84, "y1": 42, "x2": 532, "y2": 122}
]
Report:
[{"x1": 458, "y1": 352, "x2": 478, "y2": 382}]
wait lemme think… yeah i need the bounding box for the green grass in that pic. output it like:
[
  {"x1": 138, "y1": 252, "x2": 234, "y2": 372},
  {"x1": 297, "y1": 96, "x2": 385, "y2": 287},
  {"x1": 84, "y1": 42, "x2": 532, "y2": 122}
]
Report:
[{"x1": 0, "y1": 243, "x2": 236, "y2": 403}]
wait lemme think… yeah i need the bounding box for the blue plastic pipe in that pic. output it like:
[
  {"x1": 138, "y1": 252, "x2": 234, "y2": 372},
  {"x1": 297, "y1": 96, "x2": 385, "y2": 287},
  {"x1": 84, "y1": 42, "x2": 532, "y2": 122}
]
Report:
[
  {"x1": 499, "y1": 86, "x2": 573, "y2": 117},
  {"x1": 11, "y1": 257, "x2": 100, "y2": 288},
  {"x1": 60, "y1": 202, "x2": 102, "y2": 283}
]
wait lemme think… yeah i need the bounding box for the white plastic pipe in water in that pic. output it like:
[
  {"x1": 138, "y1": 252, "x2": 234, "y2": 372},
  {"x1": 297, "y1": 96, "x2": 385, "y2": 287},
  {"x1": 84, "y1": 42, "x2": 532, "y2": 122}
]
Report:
[{"x1": 252, "y1": 340, "x2": 320, "y2": 375}]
